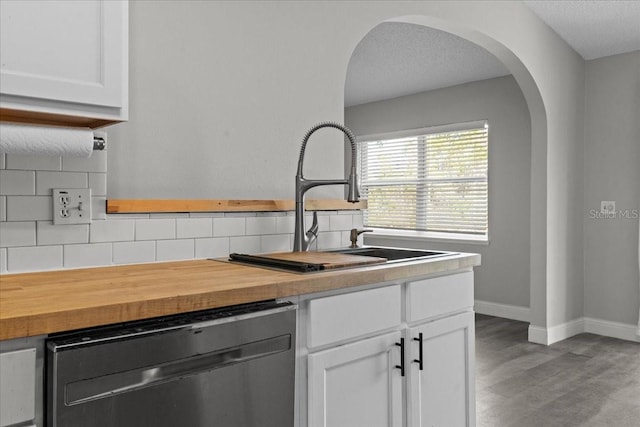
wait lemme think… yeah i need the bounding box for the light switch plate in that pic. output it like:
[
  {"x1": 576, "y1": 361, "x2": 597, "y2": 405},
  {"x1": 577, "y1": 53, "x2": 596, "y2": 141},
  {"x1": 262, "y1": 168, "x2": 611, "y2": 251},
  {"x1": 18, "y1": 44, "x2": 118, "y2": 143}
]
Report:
[{"x1": 52, "y1": 188, "x2": 92, "y2": 225}]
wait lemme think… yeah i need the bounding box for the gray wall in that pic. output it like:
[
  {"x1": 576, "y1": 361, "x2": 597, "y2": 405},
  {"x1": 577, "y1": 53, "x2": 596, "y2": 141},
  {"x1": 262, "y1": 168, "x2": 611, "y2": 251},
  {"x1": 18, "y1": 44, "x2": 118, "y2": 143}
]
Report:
[
  {"x1": 345, "y1": 76, "x2": 532, "y2": 309},
  {"x1": 583, "y1": 51, "x2": 640, "y2": 326}
]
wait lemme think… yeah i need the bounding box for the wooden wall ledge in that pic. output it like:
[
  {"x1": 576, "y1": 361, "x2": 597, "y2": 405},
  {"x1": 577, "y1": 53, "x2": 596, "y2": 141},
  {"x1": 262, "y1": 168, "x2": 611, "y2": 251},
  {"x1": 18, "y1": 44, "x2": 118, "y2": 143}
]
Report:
[
  {"x1": 1, "y1": 107, "x2": 116, "y2": 129},
  {"x1": 106, "y1": 199, "x2": 367, "y2": 214}
]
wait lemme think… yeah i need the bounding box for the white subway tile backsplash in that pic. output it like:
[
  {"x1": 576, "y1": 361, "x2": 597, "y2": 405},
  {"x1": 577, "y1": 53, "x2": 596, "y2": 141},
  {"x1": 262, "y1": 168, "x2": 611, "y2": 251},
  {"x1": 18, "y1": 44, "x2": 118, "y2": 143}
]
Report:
[
  {"x1": 329, "y1": 214, "x2": 353, "y2": 231},
  {"x1": 213, "y1": 217, "x2": 245, "y2": 237},
  {"x1": 91, "y1": 219, "x2": 135, "y2": 242},
  {"x1": 37, "y1": 222, "x2": 89, "y2": 245},
  {"x1": 136, "y1": 219, "x2": 175, "y2": 241},
  {"x1": 0, "y1": 248, "x2": 7, "y2": 274},
  {"x1": 189, "y1": 212, "x2": 224, "y2": 218},
  {"x1": 6, "y1": 196, "x2": 52, "y2": 221},
  {"x1": 64, "y1": 243, "x2": 112, "y2": 268},
  {"x1": 88, "y1": 173, "x2": 107, "y2": 196},
  {"x1": 275, "y1": 215, "x2": 294, "y2": 234},
  {"x1": 36, "y1": 171, "x2": 87, "y2": 195},
  {"x1": 316, "y1": 231, "x2": 343, "y2": 250},
  {"x1": 157, "y1": 239, "x2": 194, "y2": 261},
  {"x1": 150, "y1": 213, "x2": 189, "y2": 219},
  {"x1": 106, "y1": 213, "x2": 150, "y2": 220},
  {"x1": 257, "y1": 212, "x2": 286, "y2": 217},
  {"x1": 92, "y1": 197, "x2": 107, "y2": 220},
  {"x1": 177, "y1": 218, "x2": 212, "y2": 238},
  {"x1": 0, "y1": 222, "x2": 36, "y2": 247},
  {"x1": 341, "y1": 230, "x2": 353, "y2": 246},
  {"x1": 0, "y1": 170, "x2": 35, "y2": 195},
  {"x1": 229, "y1": 236, "x2": 261, "y2": 254},
  {"x1": 352, "y1": 213, "x2": 364, "y2": 229},
  {"x1": 225, "y1": 212, "x2": 256, "y2": 217},
  {"x1": 316, "y1": 214, "x2": 330, "y2": 232},
  {"x1": 113, "y1": 241, "x2": 156, "y2": 265},
  {"x1": 0, "y1": 248, "x2": 6, "y2": 273},
  {"x1": 63, "y1": 151, "x2": 107, "y2": 173},
  {"x1": 8, "y1": 245, "x2": 63, "y2": 272},
  {"x1": 245, "y1": 217, "x2": 276, "y2": 235},
  {"x1": 195, "y1": 238, "x2": 229, "y2": 259},
  {"x1": 260, "y1": 234, "x2": 291, "y2": 253},
  {"x1": 0, "y1": 146, "x2": 365, "y2": 273},
  {"x1": 6, "y1": 154, "x2": 61, "y2": 171}
]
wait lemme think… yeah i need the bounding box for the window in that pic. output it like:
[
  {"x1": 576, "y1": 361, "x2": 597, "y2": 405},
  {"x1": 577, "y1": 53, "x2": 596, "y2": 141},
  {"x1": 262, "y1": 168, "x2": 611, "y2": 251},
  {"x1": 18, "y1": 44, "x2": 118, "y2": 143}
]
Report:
[{"x1": 358, "y1": 121, "x2": 488, "y2": 238}]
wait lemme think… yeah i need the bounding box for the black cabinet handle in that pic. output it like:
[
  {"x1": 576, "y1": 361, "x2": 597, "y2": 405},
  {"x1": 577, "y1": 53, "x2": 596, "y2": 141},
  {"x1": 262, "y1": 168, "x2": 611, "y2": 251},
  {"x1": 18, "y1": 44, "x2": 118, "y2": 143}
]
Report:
[
  {"x1": 413, "y1": 333, "x2": 423, "y2": 371},
  {"x1": 395, "y1": 338, "x2": 405, "y2": 376}
]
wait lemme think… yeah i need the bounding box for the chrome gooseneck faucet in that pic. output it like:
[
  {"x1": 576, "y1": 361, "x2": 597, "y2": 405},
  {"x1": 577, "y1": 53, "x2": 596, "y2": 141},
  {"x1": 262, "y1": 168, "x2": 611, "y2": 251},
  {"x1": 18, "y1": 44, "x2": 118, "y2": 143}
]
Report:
[{"x1": 293, "y1": 122, "x2": 360, "y2": 251}]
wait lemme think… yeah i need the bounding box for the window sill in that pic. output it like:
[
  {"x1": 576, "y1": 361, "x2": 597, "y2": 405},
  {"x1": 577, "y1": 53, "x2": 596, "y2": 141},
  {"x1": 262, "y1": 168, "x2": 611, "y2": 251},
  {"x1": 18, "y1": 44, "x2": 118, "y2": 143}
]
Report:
[{"x1": 364, "y1": 228, "x2": 489, "y2": 246}]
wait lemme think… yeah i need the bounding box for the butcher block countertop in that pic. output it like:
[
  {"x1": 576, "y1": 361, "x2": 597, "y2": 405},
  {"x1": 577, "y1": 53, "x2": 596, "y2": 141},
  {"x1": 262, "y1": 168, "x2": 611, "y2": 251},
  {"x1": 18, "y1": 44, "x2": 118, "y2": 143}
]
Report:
[{"x1": 0, "y1": 252, "x2": 480, "y2": 341}]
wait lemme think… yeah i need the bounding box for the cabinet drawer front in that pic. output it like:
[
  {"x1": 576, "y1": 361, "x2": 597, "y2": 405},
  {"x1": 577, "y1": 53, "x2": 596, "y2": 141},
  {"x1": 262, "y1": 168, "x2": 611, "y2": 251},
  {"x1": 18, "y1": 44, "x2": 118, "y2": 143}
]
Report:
[
  {"x1": 0, "y1": 348, "x2": 36, "y2": 427},
  {"x1": 308, "y1": 285, "x2": 401, "y2": 348},
  {"x1": 406, "y1": 271, "x2": 473, "y2": 323}
]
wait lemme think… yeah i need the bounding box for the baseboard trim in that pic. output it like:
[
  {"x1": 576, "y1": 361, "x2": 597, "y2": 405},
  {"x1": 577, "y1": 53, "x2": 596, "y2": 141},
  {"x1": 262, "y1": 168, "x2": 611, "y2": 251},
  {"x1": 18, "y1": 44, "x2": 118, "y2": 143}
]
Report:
[
  {"x1": 584, "y1": 317, "x2": 640, "y2": 343},
  {"x1": 474, "y1": 300, "x2": 530, "y2": 322},
  {"x1": 528, "y1": 317, "x2": 639, "y2": 345},
  {"x1": 527, "y1": 325, "x2": 549, "y2": 345}
]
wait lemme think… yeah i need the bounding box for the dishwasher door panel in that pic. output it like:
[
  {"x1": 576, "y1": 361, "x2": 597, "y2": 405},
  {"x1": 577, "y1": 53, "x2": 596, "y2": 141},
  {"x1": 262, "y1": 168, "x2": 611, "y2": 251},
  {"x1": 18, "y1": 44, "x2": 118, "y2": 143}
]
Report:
[{"x1": 47, "y1": 303, "x2": 296, "y2": 427}]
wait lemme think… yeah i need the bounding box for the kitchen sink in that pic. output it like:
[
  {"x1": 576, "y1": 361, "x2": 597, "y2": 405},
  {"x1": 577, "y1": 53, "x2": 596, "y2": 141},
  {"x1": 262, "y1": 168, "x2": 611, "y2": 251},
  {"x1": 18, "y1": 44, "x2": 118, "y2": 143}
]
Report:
[{"x1": 326, "y1": 246, "x2": 454, "y2": 263}]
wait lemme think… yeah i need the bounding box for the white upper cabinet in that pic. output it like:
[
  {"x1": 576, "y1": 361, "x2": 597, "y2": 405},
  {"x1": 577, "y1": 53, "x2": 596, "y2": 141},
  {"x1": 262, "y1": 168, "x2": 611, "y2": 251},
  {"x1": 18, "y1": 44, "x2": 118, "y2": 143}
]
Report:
[{"x1": 0, "y1": 0, "x2": 128, "y2": 128}]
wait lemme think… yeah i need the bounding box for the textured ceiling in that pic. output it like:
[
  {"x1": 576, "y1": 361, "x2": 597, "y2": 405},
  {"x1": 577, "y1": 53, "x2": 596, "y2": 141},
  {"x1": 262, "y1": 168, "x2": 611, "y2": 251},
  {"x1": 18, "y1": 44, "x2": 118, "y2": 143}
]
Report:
[
  {"x1": 344, "y1": 23, "x2": 510, "y2": 107},
  {"x1": 345, "y1": 1, "x2": 640, "y2": 108},
  {"x1": 524, "y1": 0, "x2": 640, "y2": 60}
]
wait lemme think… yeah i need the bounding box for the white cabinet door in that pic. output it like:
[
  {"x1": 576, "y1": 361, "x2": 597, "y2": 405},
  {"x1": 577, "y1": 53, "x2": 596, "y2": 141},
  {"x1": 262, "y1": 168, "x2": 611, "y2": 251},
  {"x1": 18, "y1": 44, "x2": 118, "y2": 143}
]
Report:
[
  {"x1": 407, "y1": 312, "x2": 475, "y2": 427},
  {"x1": 0, "y1": 0, "x2": 128, "y2": 124},
  {"x1": 0, "y1": 348, "x2": 36, "y2": 427},
  {"x1": 308, "y1": 331, "x2": 403, "y2": 427}
]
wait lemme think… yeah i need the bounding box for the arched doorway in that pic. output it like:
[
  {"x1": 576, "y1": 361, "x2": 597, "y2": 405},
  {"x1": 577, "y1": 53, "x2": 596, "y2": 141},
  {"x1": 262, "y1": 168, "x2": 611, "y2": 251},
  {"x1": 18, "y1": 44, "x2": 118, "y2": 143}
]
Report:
[{"x1": 342, "y1": 15, "x2": 549, "y2": 343}]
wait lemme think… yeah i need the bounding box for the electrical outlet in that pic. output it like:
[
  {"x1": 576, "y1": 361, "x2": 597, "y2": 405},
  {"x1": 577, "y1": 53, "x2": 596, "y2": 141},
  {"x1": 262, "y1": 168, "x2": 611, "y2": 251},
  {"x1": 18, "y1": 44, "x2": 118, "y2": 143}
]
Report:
[
  {"x1": 52, "y1": 189, "x2": 92, "y2": 225},
  {"x1": 600, "y1": 200, "x2": 616, "y2": 215}
]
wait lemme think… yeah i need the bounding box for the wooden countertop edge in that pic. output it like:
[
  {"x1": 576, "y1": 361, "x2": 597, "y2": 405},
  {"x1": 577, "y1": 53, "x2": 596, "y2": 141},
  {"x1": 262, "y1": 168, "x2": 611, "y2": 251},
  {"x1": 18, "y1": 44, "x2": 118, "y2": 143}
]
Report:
[{"x1": 0, "y1": 254, "x2": 480, "y2": 341}]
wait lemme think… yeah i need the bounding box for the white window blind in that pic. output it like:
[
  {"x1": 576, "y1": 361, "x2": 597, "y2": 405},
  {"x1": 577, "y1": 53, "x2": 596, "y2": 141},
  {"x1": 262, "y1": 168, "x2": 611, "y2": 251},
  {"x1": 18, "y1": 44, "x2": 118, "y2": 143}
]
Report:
[{"x1": 358, "y1": 121, "x2": 488, "y2": 236}]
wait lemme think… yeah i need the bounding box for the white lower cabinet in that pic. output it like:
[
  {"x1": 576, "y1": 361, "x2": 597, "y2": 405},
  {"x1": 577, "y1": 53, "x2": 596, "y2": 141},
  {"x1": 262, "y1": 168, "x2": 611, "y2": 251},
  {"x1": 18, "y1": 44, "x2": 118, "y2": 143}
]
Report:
[
  {"x1": 308, "y1": 331, "x2": 404, "y2": 427},
  {"x1": 0, "y1": 348, "x2": 36, "y2": 427},
  {"x1": 407, "y1": 312, "x2": 475, "y2": 427},
  {"x1": 303, "y1": 270, "x2": 475, "y2": 427}
]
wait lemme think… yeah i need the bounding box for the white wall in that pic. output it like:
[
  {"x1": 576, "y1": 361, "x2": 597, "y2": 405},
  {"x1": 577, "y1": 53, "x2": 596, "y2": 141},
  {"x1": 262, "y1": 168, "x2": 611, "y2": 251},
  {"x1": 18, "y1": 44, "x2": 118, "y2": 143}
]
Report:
[
  {"x1": 346, "y1": 76, "x2": 531, "y2": 311},
  {"x1": 583, "y1": 51, "x2": 640, "y2": 326}
]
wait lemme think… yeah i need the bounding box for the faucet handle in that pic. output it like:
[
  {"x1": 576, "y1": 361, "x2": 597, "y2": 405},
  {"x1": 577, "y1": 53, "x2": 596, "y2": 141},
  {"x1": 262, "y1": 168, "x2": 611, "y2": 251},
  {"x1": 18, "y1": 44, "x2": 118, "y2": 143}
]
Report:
[
  {"x1": 306, "y1": 211, "x2": 319, "y2": 248},
  {"x1": 349, "y1": 228, "x2": 373, "y2": 248}
]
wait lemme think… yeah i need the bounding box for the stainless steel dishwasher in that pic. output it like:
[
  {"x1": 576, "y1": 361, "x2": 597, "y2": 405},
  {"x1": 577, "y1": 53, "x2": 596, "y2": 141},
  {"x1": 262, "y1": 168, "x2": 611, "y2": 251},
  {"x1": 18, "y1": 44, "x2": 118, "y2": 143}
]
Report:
[{"x1": 46, "y1": 300, "x2": 296, "y2": 427}]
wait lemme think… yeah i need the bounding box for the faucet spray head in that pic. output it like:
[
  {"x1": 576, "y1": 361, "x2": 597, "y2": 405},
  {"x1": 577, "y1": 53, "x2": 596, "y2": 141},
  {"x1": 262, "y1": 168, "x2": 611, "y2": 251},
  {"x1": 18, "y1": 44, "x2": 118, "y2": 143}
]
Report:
[{"x1": 347, "y1": 171, "x2": 360, "y2": 203}]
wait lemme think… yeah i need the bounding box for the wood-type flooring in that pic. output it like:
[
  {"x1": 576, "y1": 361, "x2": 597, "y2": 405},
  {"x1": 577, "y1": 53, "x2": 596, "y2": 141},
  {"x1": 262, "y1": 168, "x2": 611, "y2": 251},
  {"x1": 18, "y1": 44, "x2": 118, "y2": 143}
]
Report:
[{"x1": 476, "y1": 314, "x2": 640, "y2": 427}]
